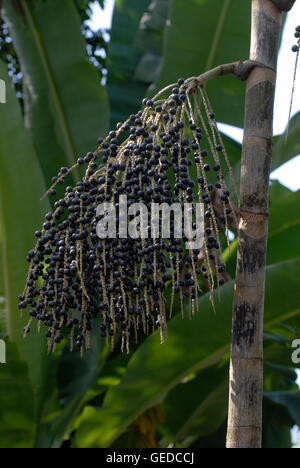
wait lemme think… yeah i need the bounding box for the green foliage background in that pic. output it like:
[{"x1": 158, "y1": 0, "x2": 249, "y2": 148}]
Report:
[{"x1": 0, "y1": 0, "x2": 299, "y2": 448}]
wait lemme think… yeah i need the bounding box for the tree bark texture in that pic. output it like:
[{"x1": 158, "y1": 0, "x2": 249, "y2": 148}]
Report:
[{"x1": 226, "y1": 0, "x2": 286, "y2": 449}]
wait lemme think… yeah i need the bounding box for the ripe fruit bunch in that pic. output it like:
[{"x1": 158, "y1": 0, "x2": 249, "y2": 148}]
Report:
[{"x1": 19, "y1": 77, "x2": 238, "y2": 354}]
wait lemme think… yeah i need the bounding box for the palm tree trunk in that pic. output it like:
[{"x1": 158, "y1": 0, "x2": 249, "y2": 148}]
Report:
[{"x1": 226, "y1": 0, "x2": 296, "y2": 449}]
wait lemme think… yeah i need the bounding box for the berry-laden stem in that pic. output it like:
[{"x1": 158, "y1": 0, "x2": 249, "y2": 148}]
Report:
[{"x1": 226, "y1": 0, "x2": 294, "y2": 448}]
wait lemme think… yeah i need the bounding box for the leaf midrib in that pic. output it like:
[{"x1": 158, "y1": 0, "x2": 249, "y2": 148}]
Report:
[
  {"x1": 205, "y1": 0, "x2": 231, "y2": 72},
  {"x1": 21, "y1": 0, "x2": 79, "y2": 180}
]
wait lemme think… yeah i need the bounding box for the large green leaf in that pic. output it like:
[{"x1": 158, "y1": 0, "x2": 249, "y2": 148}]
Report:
[
  {"x1": 0, "y1": 235, "x2": 5, "y2": 335},
  {"x1": 0, "y1": 342, "x2": 35, "y2": 448},
  {"x1": 35, "y1": 394, "x2": 85, "y2": 449},
  {"x1": 135, "y1": 0, "x2": 170, "y2": 57},
  {"x1": 229, "y1": 112, "x2": 300, "y2": 189},
  {"x1": 160, "y1": 339, "x2": 297, "y2": 448},
  {"x1": 58, "y1": 327, "x2": 103, "y2": 405},
  {"x1": 160, "y1": 361, "x2": 229, "y2": 447},
  {"x1": 225, "y1": 184, "x2": 300, "y2": 275},
  {"x1": 265, "y1": 391, "x2": 300, "y2": 425},
  {"x1": 0, "y1": 60, "x2": 50, "y2": 404},
  {"x1": 262, "y1": 396, "x2": 295, "y2": 448},
  {"x1": 35, "y1": 327, "x2": 105, "y2": 448},
  {"x1": 272, "y1": 112, "x2": 300, "y2": 171},
  {"x1": 75, "y1": 258, "x2": 300, "y2": 448},
  {"x1": 2, "y1": 0, "x2": 109, "y2": 185},
  {"x1": 267, "y1": 189, "x2": 300, "y2": 264},
  {"x1": 152, "y1": 0, "x2": 251, "y2": 127},
  {"x1": 107, "y1": 0, "x2": 152, "y2": 127},
  {"x1": 134, "y1": 0, "x2": 170, "y2": 84},
  {"x1": 269, "y1": 180, "x2": 292, "y2": 206}
]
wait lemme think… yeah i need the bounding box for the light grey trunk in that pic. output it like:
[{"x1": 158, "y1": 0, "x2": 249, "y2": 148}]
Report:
[{"x1": 226, "y1": 0, "x2": 296, "y2": 449}]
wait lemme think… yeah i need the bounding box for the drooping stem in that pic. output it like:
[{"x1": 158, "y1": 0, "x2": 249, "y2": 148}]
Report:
[
  {"x1": 227, "y1": 0, "x2": 295, "y2": 449},
  {"x1": 187, "y1": 60, "x2": 269, "y2": 89}
]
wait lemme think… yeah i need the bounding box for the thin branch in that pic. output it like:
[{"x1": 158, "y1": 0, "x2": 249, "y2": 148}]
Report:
[
  {"x1": 286, "y1": 38, "x2": 300, "y2": 142},
  {"x1": 184, "y1": 60, "x2": 273, "y2": 93}
]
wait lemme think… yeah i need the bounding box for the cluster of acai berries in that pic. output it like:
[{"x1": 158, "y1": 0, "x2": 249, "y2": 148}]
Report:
[
  {"x1": 292, "y1": 25, "x2": 300, "y2": 52},
  {"x1": 19, "y1": 77, "x2": 237, "y2": 354}
]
